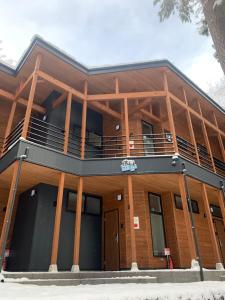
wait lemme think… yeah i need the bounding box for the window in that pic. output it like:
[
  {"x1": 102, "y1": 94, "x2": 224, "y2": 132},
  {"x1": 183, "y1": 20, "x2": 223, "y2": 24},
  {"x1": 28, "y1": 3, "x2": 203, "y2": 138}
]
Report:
[
  {"x1": 174, "y1": 195, "x2": 199, "y2": 214},
  {"x1": 149, "y1": 193, "x2": 166, "y2": 256},
  {"x1": 210, "y1": 204, "x2": 222, "y2": 218},
  {"x1": 85, "y1": 195, "x2": 101, "y2": 215},
  {"x1": 67, "y1": 191, "x2": 101, "y2": 215},
  {"x1": 67, "y1": 191, "x2": 85, "y2": 213}
]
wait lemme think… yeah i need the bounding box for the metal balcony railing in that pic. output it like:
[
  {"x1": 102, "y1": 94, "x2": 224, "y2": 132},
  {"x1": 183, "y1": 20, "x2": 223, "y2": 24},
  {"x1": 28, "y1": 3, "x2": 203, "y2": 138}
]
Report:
[{"x1": 1, "y1": 117, "x2": 225, "y2": 178}]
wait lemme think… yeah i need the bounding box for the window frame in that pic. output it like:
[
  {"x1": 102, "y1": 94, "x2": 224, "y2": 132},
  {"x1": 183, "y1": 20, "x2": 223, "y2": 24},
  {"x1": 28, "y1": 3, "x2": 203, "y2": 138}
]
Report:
[
  {"x1": 148, "y1": 192, "x2": 166, "y2": 257},
  {"x1": 174, "y1": 194, "x2": 200, "y2": 214},
  {"x1": 210, "y1": 204, "x2": 222, "y2": 219}
]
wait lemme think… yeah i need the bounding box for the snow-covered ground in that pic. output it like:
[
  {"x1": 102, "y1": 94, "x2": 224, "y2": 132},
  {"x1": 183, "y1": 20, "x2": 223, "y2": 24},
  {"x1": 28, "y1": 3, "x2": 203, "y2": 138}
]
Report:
[{"x1": 1, "y1": 281, "x2": 225, "y2": 300}]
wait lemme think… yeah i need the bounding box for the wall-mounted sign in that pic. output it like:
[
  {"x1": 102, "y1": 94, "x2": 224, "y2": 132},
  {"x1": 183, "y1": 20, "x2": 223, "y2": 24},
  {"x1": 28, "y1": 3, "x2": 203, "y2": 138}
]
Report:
[
  {"x1": 129, "y1": 140, "x2": 134, "y2": 150},
  {"x1": 134, "y1": 216, "x2": 139, "y2": 229},
  {"x1": 164, "y1": 248, "x2": 171, "y2": 256},
  {"x1": 120, "y1": 159, "x2": 137, "y2": 172}
]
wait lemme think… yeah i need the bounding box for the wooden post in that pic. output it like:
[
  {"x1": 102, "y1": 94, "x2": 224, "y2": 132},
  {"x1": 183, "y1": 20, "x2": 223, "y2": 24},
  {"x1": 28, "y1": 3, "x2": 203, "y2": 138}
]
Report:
[
  {"x1": 71, "y1": 177, "x2": 83, "y2": 272},
  {"x1": 178, "y1": 175, "x2": 197, "y2": 263},
  {"x1": 0, "y1": 162, "x2": 19, "y2": 261},
  {"x1": 183, "y1": 88, "x2": 200, "y2": 164},
  {"x1": 80, "y1": 81, "x2": 88, "y2": 159},
  {"x1": 64, "y1": 92, "x2": 72, "y2": 153},
  {"x1": 197, "y1": 100, "x2": 216, "y2": 172},
  {"x1": 127, "y1": 175, "x2": 138, "y2": 270},
  {"x1": 21, "y1": 54, "x2": 42, "y2": 139},
  {"x1": 124, "y1": 97, "x2": 130, "y2": 156},
  {"x1": 163, "y1": 72, "x2": 178, "y2": 153},
  {"x1": 217, "y1": 190, "x2": 225, "y2": 226},
  {"x1": 212, "y1": 112, "x2": 225, "y2": 162},
  {"x1": 201, "y1": 184, "x2": 223, "y2": 268},
  {"x1": 49, "y1": 172, "x2": 65, "y2": 272}
]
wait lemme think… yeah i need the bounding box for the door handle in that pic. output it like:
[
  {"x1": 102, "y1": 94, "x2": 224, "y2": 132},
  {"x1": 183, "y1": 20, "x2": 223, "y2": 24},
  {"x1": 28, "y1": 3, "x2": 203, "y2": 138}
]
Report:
[{"x1": 115, "y1": 233, "x2": 119, "y2": 243}]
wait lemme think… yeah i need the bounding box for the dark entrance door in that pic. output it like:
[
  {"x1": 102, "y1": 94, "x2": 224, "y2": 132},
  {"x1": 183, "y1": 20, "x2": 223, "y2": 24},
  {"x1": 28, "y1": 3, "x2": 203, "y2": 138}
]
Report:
[
  {"x1": 104, "y1": 209, "x2": 120, "y2": 270},
  {"x1": 142, "y1": 121, "x2": 154, "y2": 155},
  {"x1": 214, "y1": 219, "x2": 225, "y2": 264}
]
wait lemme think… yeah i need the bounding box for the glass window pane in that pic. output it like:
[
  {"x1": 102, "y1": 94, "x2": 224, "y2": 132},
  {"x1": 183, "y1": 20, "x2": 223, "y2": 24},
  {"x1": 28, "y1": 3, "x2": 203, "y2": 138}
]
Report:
[
  {"x1": 85, "y1": 196, "x2": 101, "y2": 215},
  {"x1": 149, "y1": 194, "x2": 161, "y2": 213},
  {"x1": 150, "y1": 214, "x2": 166, "y2": 256},
  {"x1": 174, "y1": 195, "x2": 183, "y2": 210},
  {"x1": 67, "y1": 192, "x2": 85, "y2": 213},
  {"x1": 210, "y1": 205, "x2": 222, "y2": 218},
  {"x1": 191, "y1": 200, "x2": 199, "y2": 214}
]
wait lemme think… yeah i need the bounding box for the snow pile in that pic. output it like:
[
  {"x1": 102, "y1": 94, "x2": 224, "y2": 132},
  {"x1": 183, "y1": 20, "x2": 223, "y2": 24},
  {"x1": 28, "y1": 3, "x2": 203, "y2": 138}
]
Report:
[{"x1": 1, "y1": 281, "x2": 225, "y2": 300}]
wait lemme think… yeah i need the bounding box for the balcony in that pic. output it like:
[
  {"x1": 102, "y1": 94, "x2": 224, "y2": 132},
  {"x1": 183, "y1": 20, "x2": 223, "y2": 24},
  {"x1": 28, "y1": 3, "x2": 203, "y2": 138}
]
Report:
[{"x1": 0, "y1": 117, "x2": 225, "y2": 178}]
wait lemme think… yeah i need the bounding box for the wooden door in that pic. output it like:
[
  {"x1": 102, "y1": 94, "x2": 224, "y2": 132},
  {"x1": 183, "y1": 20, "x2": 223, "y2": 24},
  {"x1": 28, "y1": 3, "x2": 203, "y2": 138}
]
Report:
[
  {"x1": 214, "y1": 219, "x2": 225, "y2": 264},
  {"x1": 104, "y1": 209, "x2": 120, "y2": 270}
]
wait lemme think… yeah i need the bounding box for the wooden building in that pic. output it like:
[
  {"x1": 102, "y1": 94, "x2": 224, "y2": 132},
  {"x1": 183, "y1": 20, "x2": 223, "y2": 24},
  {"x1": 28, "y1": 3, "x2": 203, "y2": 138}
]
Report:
[{"x1": 0, "y1": 36, "x2": 225, "y2": 273}]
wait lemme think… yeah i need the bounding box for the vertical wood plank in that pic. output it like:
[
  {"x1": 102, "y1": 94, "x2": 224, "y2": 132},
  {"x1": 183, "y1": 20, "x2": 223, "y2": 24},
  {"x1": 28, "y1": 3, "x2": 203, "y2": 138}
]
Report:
[
  {"x1": 49, "y1": 172, "x2": 65, "y2": 269},
  {"x1": 163, "y1": 72, "x2": 178, "y2": 153},
  {"x1": 178, "y1": 175, "x2": 197, "y2": 262},
  {"x1": 127, "y1": 175, "x2": 137, "y2": 267},
  {"x1": 64, "y1": 92, "x2": 72, "y2": 153},
  {"x1": 21, "y1": 54, "x2": 42, "y2": 139},
  {"x1": 72, "y1": 177, "x2": 84, "y2": 270},
  {"x1": 212, "y1": 112, "x2": 225, "y2": 162},
  {"x1": 183, "y1": 88, "x2": 200, "y2": 164},
  {"x1": 217, "y1": 190, "x2": 225, "y2": 227},
  {"x1": 124, "y1": 97, "x2": 130, "y2": 156},
  {"x1": 202, "y1": 184, "x2": 222, "y2": 264},
  {"x1": 0, "y1": 161, "x2": 19, "y2": 256},
  {"x1": 80, "y1": 81, "x2": 88, "y2": 159}
]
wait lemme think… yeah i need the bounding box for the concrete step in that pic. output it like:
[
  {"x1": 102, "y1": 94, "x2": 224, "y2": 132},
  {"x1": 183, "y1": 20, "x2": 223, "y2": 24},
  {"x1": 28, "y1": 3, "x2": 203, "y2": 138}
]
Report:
[
  {"x1": 3, "y1": 271, "x2": 156, "y2": 280},
  {"x1": 6, "y1": 276, "x2": 157, "y2": 286}
]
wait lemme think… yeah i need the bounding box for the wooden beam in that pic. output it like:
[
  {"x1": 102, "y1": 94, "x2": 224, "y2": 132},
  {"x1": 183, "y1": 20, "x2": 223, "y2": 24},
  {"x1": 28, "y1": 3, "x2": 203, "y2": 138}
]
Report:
[
  {"x1": 129, "y1": 98, "x2": 152, "y2": 115},
  {"x1": 64, "y1": 92, "x2": 72, "y2": 153},
  {"x1": 140, "y1": 108, "x2": 161, "y2": 123},
  {"x1": 183, "y1": 88, "x2": 200, "y2": 165},
  {"x1": 115, "y1": 77, "x2": 119, "y2": 94},
  {"x1": 37, "y1": 70, "x2": 85, "y2": 100},
  {"x1": 80, "y1": 81, "x2": 88, "y2": 159},
  {"x1": 72, "y1": 176, "x2": 83, "y2": 271},
  {"x1": 90, "y1": 101, "x2": 122, "y2": 120},
  {"x1": 169, "y1": 92, "x2": 225, "y2": 139},
  {"x1": 87, "y1": 91, "x2": 166, "y2": 101},
  {"x1": 49, "y1": 172, "x2": 65, "y2": 271},
  {"x1": 163, "y1": 72, "x2": 178, "y2": 153},
  {"x1": 0, "y1": 161, "x2": 19, "y2": 257},
  {"x1": 52, "y1": 92, "x2": 67, "y2": 109},
  {"x1": 124, "y1": 97, "x2": 130, "y2": 156},
  {"x1": 0, "y1": 88, "x2": 46, "y2": 114},
  {"x1": 14, "y1": 72, "x2": 34, "y2": 100},
  {"x1": 127, "y1": 175, "x2": 138, "y2": 268},
  {"x1": 21, "y1": 54, "x2": 42, "y2": 138},
  {"x1": 212, "y1": 112, "x2": 225, "y2": 162},
  {"x1": 178, "y1": 175, "x2": 197, "y2": 263},
  {"x1": 217, "y1": 190, "x2": 225, "y2": 226},
  {"x1": 202, "y1": 184, "x2": 222, "y2": 265}
]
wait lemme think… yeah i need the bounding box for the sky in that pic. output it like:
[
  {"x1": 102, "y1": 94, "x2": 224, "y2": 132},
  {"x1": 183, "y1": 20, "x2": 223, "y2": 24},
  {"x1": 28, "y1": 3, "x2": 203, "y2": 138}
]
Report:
[{"x1": 0, "y1": 0, "x2": 224, "y2": 102}]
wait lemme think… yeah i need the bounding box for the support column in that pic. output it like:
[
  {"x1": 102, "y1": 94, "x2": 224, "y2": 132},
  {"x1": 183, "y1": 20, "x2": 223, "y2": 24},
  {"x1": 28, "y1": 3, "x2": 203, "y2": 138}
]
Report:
[
  {"x1": 178, "y1": 175, "x2": 197, "y2": 265},
  {"x1": 183, "y1": 88, "x2": 200, "y2": 164},
  {"x1": 127, "y1": 175, "x2": 138, "y2": 270},
  {"x1": 80, "y1": 81, "x2": 88, "y2": 159},
  {"x1": 217, "y1": 190, "x2": 225, "y2": 226},
  {"x1": 197, "y1": 101, "x2": 216, "y2": 172},
  {"x1": 21, "y1": 54, "x2": 42, "y2": 139},
  {"x1": 163, "y1": 72, "x2": 178, "y2": 153},
  {"x1": 64, "y1": 92, "x2": 72, "y2": 154},
  {"x1": 71, "y1": 177, "x2": 83, "y2": 272},
  {"x1": 124, "y1": 97, "x2": 130, "y2": 156},
  {"x1": 202, "y1": 184, "x2": 223, "y2": 269},
  {"x1": 49, "y1": 172, "x2": 65, "y2": 272},
  {"x1": 212, "y1": 112, "x2": 225, "y2": 162},
  {"x1": 0, "y1": 161, "x2": 20, "y2": 271}
]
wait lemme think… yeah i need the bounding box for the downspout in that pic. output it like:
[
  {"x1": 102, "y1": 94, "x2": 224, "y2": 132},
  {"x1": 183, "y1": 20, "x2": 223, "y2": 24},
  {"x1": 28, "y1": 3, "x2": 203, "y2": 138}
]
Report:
[{"x1": 0, "y1": 147, "x2": 29, "y2": 282}]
